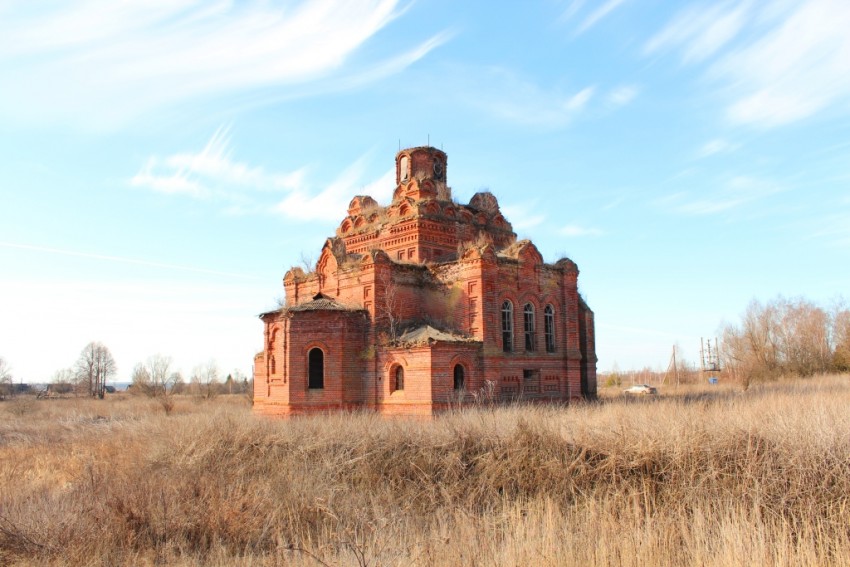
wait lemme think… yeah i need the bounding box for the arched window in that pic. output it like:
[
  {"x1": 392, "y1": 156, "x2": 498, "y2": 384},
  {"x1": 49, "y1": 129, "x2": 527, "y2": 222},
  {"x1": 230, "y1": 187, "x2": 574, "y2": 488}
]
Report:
[
  {"x1": 394, "y1": 366, "x2": 404, "y2": 391},
  {"x1": 308, "y1": 348, "x2": 324, "y2": 389},
  {"x1": 524, "y1": 303, "x2": 536, "y2": 352},
  {"x1": 453, "y1": 364, "x2": 465, "y2": 391},
  {"x1": 501, "y1": 300, "x2": 514, "y2": 352},
  {"x1": 544, "y1": 305, "x2": 555, "y2": 353}
]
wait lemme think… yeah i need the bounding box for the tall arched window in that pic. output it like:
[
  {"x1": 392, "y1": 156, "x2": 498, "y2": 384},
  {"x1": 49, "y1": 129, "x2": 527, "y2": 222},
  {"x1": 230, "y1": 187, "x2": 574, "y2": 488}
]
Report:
[
  {"x1": 544, "y1": 305, "x2": 555, "y2": 353},
  {"x1": 453, "y1": 364, "x2": 465, "y2": 391},
  {"x1": 524, "y1": 303, "x2": 536, "y2": 352},
  {"x1": 400, "y1": 155, "x2": 409, "y2": 181},
  {"x1": 501, "y1": 300, "x2": 514, "y2": 352},
  {"x1": 394, "y1": 366, "x2": 404, "y2": 391},
  {"x1": 308, "y1": 348, "x2": 324, "y2": 389}
]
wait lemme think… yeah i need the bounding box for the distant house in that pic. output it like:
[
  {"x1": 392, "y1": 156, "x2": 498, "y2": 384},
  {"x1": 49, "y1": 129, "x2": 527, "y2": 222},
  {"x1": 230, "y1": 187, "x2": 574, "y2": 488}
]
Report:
[{"x1": 254, "y1": 146, "x2": 597, "y2": 417}]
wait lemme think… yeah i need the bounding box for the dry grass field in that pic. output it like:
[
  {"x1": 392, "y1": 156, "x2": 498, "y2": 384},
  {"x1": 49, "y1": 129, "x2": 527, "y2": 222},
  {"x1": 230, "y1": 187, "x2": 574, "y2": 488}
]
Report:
[{"x1": 2, "y1": 376, "x2": 849, "y2": 566}]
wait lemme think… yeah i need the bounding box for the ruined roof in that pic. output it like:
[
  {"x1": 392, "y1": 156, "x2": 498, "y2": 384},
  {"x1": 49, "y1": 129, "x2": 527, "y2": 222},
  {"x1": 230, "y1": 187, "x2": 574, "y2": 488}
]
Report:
[
  {"x1": 259, "y1": 293, "x2": 364, "y2": 318},
  {"x1": 396, "y1": 324, "x2": 477, "y2": 346},
  {"x1": 286, "y1": 293, "x2": 363, "y2": 312}
]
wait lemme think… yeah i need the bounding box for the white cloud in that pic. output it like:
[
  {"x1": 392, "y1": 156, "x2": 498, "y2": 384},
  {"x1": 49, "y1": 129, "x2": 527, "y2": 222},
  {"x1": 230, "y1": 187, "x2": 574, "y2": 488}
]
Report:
[
  {"x1": 576, "y1": 0, "x2": 629, "y2": 35},
  {"x1": 565, "y1": 87, "x2": 596, "y2": 111},
  {"x1": 462, "y1": 67, "x2": 595, "y2": 128},
  {"x1": 601, "y1": 196, "x2": 626, "y2": 211},
  {"x1": 502, "y1": 202, "x2": 546, "y2": 230},
  {"x1": 0, "y1": 0, "x2": 440, "y2": 129},
  {"x1": 714, "y1": 0, "x2": 850, "y2": 126},
  {"x1": 646, "y1": 0, "x2": 850, "y2": 127},
  {"x1": 558, "y1": 0, "x2": 587, "y2": 23},
  {"x1": 644, "y1": 1, "x2": 751, "y2": 62},
  {"x1": 275, "y1": 158, "x2": 393, "y2": 222},
  {"x1": 560, "y1": 224, "x2": 604, "y2": 237},
  {"x1": 661, "y1": 175, "x2": 783, "y2": 215},
  {"x1": 608, "y1": 85, "x2": 639, "y2": 106},
  {"x1": 696, "y1": 138, "x2": 740, "y2": 158},
  {"x1": 132, "y1": 128, "x2": 394, "y2": 223},
  {"x1": 131, "y1": 126, "x2": 305, "y2": 202}
]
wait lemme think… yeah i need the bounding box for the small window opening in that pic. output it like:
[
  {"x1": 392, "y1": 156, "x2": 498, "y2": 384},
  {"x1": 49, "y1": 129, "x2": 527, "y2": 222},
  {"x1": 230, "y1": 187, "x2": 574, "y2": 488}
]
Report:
[
  {"x1": 308, "y1": 348, "x2": 324, "y2": 389},
  {"x1": 453, "y1": 364, "x2": 465, "y2": 391},
  {"x1": 394, "y1": 366, "x2": 404, "y2": 391}
]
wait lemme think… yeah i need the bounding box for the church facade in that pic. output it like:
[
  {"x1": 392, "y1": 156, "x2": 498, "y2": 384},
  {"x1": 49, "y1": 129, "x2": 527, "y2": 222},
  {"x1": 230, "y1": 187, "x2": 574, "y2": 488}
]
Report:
[{"x1": 253, "y1": 146, "x2": 597, "y2": 417}]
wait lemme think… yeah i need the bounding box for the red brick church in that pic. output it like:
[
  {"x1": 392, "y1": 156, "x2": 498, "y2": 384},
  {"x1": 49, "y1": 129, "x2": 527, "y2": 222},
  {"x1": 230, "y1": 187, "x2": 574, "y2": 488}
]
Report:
[{"x1": 253, "y1": 146, "x2": 596, "y2": 417}]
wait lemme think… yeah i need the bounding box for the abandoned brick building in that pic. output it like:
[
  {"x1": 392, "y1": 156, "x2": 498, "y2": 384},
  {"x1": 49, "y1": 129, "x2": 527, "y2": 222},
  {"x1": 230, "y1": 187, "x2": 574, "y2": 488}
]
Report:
[{"x1": 253, "y1": 146, "x2": 597, "y2": 417}]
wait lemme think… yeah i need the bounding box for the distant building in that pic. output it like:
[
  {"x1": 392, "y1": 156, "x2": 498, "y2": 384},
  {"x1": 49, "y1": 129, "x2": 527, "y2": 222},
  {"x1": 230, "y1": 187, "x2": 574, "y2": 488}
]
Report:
[{"x1": 254, "y1": 146, "x2": 596, "y2": 417}]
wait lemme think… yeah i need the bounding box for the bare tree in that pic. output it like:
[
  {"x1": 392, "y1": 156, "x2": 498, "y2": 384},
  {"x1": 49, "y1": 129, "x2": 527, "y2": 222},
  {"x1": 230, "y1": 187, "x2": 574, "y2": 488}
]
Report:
[
  {"x1": 774, "y1": 297, "x2": 831, "y2": 376},
  {"x1": 131, "y1": 354, "x2": 179, "y2": 413},
  {"x1": 132, "y1": 354, "x2": 178, "y2": 395},
  {"x1": 377, "y1": 268, "x2": 402, "y2": 342},
  {"x1": 722, "y1": 296, "x2": 845, "y2": 388},
  {"x1": 130, "y1": 363, "x2": 152, "y2": 394},
  {"x1": 0, "y1": 357, "x2": 13, "y2": 399},
  {"x1": 191, "y1": 359, "x2": 220, "y2": 399},
  {"x1": 229, "y1": 368, "x2": 249, "y2": 394},
  {"x1": 832, "y1": 302, "x2": 850, "y2": 371},
  {"x1": 74, "y1": 342, "x2": 117, "y2": 399},
  {"x1": 50, "y1": 368, "x2": 76, "y2": 395}
]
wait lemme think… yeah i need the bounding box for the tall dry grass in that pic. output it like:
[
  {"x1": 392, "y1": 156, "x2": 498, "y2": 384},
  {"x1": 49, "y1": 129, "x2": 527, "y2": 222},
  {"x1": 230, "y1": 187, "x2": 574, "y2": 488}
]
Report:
[{"x1": 1, "y1": 376, "x2": 849, "y2": 566}]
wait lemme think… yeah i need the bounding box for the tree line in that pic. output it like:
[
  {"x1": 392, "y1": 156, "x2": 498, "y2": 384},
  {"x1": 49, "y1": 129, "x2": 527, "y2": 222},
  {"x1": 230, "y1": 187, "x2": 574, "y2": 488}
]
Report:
[
  {"x1": 0, "y1": 342, "x2": 250, "y2": 402},
  {"x1": 721, "y1": 296, "x2": 850, "y2": 388}
]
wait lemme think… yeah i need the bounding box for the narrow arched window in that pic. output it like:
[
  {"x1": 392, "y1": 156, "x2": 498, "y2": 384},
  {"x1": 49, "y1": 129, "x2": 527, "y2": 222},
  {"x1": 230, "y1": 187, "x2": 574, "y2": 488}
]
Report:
[
  {"x1": 544, "y1": 305, "x2": 555, "y2": 353},
  {"x1": 308, "y1": 348, "x2": 324, "y2": 389},
  {"x1": 400, "y1": 155, "x2": 409, "y2": 181},
  {"x1": 501, "y1": 300, "x2": 514, "y2": 352},
  {"x1": 394, "y1": 366, "x2": 404, "y2": 391},
  {"x1": 524, "y1": 303, "x2": 536, "y2": 352},
  {"x1": 453, "y1": 364, "x2": 465, "y2": 391}
]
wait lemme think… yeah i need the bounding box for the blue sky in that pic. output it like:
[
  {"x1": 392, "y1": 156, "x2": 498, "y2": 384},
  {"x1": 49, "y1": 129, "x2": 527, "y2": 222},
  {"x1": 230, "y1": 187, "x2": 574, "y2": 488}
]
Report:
[{"x1": 1, "y1": 0, "x2": 849, "y2": 382}]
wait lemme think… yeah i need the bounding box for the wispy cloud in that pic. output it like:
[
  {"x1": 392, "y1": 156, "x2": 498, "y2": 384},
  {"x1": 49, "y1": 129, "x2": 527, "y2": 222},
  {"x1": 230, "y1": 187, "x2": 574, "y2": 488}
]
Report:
[
  {"x1": 558, "y1": 0, "x2": 587, "y2": 23},
  {"x1": 459, "y1": 67, "x2": 595, "y2": 128},
  {"x1": 646, "y1": 0, "x2": 850, "y2": 127},
  {"x1": 660, "y1": 175, "x2": 783, "y2": 216},
  {"x1": 276, "y1": 162, "x2": 395, "y2": 222},
  {"x1": 607, "y1": 84, "x2": 639, "y2": 106},
  {"x1": 601, "y1": 196, "x2": 626, "y2": 211},
  {"x1": 696, "y1": 138, "x2": 740, "y2": 158},
  {"x1": 132, "y1": 128, "x2": 394, "y2": 222},
  {"x1": 0, "y1": 241, "x2": 257, "y2": 280},
  {"x1": 560, "y1": 224, "x2": 604, "y2": 237},
  {"x1": 131, "y1": 126, "x2": 305, "y2": 201},
  {"x1": 0, "y1": 0, "x2": 440, "y2": 129},
  {"x1": 502, "y1": 201, "x2": 546, "y2": 230},
  {"x1": 644, "y1": 1, "x2": 751, "y2": 63},
  {"x1": 576, "y1": 0, "x2": 629, "y2": 35},
  {"x1": 807, "y1": 212, "x2": 850, "y2": 247}
]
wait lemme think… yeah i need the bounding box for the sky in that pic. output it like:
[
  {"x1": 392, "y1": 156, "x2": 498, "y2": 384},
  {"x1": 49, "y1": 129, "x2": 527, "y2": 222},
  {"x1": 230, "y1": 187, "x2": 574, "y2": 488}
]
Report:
[{"x1": 1, "y1": 0, "x2": 849, "y2": 383}]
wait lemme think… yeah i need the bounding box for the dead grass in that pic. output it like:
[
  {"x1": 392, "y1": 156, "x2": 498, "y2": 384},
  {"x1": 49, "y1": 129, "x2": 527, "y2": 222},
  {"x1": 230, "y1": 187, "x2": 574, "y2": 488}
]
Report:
[{"x1": 1, "y1": 377, "x2": 849, "y2": 566}]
